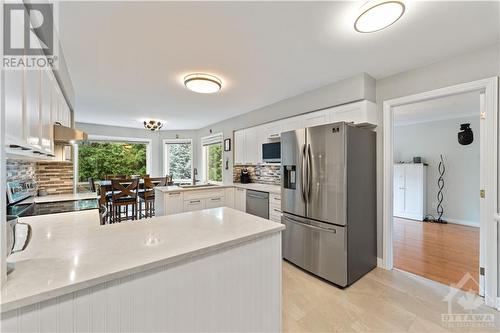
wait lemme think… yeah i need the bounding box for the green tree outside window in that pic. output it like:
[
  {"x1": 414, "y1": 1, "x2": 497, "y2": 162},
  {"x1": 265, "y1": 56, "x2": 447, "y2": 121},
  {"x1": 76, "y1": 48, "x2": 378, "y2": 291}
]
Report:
[
  {"x1": 207, "y1": 143, "x2": 222, "y2": 182},
  {"x1": 78, "y1": 142, "x2": 147, "y2": 181}
]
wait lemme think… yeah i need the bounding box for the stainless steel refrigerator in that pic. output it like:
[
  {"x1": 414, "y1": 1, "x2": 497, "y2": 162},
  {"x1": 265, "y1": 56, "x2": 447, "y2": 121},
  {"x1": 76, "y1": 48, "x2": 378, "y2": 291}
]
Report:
[{"x1": 281, "y1": 122, "x2": 376, "y2": 287}]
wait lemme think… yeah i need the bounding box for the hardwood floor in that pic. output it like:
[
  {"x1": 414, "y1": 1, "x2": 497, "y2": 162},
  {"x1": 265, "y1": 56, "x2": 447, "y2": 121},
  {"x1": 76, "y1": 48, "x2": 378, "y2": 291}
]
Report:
[
  {"x1": 282, "y1": 261, "x2": 499, "y2": 332},
  {"x1": 393, "y1": 217, "x2": 480, "y2": 293}
]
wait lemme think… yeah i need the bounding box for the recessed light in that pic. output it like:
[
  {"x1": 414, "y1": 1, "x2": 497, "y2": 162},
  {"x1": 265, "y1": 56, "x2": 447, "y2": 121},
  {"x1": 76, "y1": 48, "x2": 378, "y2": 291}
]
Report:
[
  {"x1": 184, "y1": 73, "x2": 222, "y2": 94},
  {"x1": 354, "y1": 1, "x2": 405, "y2": 33}
]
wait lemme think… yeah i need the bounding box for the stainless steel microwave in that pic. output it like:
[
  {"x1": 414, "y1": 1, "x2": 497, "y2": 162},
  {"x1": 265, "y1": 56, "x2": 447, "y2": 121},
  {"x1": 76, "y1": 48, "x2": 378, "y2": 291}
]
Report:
[{"x1": 262, "y1": 142, "x2": 281, "y2": 163}]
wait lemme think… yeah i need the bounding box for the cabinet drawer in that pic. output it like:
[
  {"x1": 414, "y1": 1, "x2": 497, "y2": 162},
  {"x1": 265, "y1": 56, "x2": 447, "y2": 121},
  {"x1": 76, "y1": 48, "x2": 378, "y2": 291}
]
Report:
[
  {"x1": 183, "y1": 199, "x2": 205, "y2": 212},
  {"x1": 269, "y1": 194, "x2": 281, "y2": 207},
  {"x1": 183, "y1": 189, "x2": 225, "y2": 200},
  {"x1": 269, "y1": 206, "x2": 282, "y2": 219},
  {"x1": 206, "y1": 196, "x2": 225, "y2": 209}
]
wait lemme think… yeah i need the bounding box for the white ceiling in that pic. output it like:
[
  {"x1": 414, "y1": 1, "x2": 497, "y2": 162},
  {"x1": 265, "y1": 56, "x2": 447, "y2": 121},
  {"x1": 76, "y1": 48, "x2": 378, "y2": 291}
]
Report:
[
  {"x1": 58, "y1": 1, "x2": 500, "y2": 130},
  {"x1": 394, "y1": 91, "x2": 480, "y2": 126}
]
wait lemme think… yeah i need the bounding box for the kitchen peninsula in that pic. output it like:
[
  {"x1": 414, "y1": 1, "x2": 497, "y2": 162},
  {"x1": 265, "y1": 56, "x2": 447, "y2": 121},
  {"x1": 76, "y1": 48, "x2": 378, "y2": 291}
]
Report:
[{"x1": 1, "y1": 208, "x2": 284, "y2": 332}]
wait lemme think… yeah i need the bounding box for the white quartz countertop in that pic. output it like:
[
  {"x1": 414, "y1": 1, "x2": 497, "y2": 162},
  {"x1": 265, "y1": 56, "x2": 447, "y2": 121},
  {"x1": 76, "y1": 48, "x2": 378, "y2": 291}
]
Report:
[
  {"x1": 155, "y1": 183, "x2": 281, "y2": 195},
  {"x1": 1, "y1": 207, "x2": 284, "y2": 312},
  {"x1": 32, "y1": 192, "x2": 99, "y2": 203}
]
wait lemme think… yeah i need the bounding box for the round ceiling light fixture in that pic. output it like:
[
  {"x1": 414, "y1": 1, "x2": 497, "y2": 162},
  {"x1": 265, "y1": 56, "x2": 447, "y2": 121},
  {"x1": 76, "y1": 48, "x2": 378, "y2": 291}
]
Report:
[
  {"x1": 184, "y1": 73, "x2": 222, "y2": 94},
  {"x1": 143, "y1": 120, "x2": 163, "y2": 131},
  {"x1": 354, "y1": 1, "x2": 405, "y2": 33}
]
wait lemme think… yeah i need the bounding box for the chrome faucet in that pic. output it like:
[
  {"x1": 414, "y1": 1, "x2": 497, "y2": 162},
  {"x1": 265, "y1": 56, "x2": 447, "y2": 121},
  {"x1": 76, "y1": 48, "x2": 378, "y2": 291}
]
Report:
[{"x1": 192, "y1": 168, "x2": 198, "y2": 185}]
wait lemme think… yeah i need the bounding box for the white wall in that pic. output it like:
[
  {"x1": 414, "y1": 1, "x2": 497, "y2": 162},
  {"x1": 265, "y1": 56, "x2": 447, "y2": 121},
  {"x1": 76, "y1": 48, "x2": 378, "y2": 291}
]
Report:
[
  {"x1": 376, "y1": 43, "x2": 500, "y2": 256},
  {"x1": 394, "y1": 116, "x2": 480, "y2": 226},
  {"x1": 195, "y1": 73, "x2": 376, "y2": 184},
  {"x1": 75, "y1": 122, "x2": 198, "y2": 177}
]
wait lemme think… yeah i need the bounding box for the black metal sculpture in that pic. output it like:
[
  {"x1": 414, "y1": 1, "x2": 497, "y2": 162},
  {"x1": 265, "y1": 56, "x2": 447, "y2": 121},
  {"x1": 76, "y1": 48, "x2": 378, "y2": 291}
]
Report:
[{"x1": 436, "y1": 154, "x2": 446, "y2": 223}]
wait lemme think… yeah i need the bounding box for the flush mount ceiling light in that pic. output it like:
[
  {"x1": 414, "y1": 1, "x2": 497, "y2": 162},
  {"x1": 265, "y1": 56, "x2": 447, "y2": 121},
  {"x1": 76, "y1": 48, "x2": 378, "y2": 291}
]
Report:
[
  {"x1": 354, "y1": 1, "x2": 405, "y2": 33},
  {"x1": 143, "y1": 120, "x2": 163, "y2": 131},
  {"x1": 184, "y1": 73, "x2": 222, "y2": 94}
]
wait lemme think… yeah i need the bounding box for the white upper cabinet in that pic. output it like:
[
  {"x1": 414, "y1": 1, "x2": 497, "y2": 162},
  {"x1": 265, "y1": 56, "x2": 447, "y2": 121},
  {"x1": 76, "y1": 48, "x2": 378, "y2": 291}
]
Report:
[
  {"x1": 234, "y1": 100, "x2": 377, "y2": 166},
  {"x1": 244, "y1": 127, "x2": 259, "y2": 164},
  {"x1": 234, "y1": 127, "x2": 260, "y2": 165},
  {"x1": 25, "y1": 70, "x2": 42, "y2": 150},
  {"x1": 234, "y1": 130, "x2": 245, "y2": 165},
  {"x1": 5, "y1": 68, "x2": 72, "y2": 159},
  {"x1": 5, "y1": 69, "x2": 25, "y2": 148},
  {"x1": 41, "y1": 70, "x2": 54, "y2": 155}
]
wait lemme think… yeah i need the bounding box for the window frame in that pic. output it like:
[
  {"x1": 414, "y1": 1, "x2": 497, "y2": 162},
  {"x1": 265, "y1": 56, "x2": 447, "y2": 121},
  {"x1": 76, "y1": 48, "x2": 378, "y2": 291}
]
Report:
[
  {"x1": 201, "y1": 133, "x2": 224, "y2": 184},
  {"x1": 162, "y1": 138, "x2": 194, "y2": 184}
]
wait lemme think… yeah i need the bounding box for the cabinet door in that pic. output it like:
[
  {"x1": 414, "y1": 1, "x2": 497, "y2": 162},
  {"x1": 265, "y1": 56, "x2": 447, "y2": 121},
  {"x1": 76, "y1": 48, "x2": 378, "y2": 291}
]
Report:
[
  {"x1": 40, "y1": 70, "x2": 54, "y2": 154},
  {"x1": 165, "y1": 192, "x2": 184, "y2": 215},
  {"x1": 234, "y1": 130, "x2": 245, "y2": 165},
  {"x1": 393, "y1": 165, "x2": 406, "y2": 216},
  {"x1": 234, "y1": 188, "x2": 246, "y2": 212},
  {"x1": 404, "y1": 165, "x2": 423, "y2": 219},
  {"x1": 224, "y1": 187, "x2": 235, "y2": 208},
  {"x1": 206, "y1": 196, "x2": 225, "y2": 209},
  {"x1": 25, "y1": 70, "x2": 41, "y2": 149},
  {"x1": 244, "y1": 127, "x2": 259, "y2": 164},
  {"x1": 5, "y1": 69, "x2": 25, "y2": 147},
  {"x1": 184, "y1": 199, "x2": 205, "y2": 212}
]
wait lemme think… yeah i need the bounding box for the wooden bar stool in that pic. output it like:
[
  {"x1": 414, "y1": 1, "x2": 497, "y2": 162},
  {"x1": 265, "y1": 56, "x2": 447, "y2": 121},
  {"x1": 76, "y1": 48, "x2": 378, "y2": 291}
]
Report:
[
  {"x1": 110, "y1": 179, "x2": 139, "y2": 223},
  {"x1": 138, "y1": 177, "x2": 166, "y2": 219}
]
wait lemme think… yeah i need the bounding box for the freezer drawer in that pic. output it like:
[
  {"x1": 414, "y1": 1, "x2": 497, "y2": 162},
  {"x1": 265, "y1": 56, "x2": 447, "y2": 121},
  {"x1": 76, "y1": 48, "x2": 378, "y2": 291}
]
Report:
[{"x1": 282, "y1": 213, "x2": 347, "y2": 286}]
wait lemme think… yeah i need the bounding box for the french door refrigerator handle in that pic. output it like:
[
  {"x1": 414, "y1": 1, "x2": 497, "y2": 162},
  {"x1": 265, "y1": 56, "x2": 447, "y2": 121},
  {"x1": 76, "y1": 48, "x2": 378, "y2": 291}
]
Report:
[
  {"x1": 301, "y1": 144, "x2": 307, "y2": 203},
  {"x1": 282, "y1": 214, "x2": 337, "y2": 233},
  {"x1": 306, "y1": 144, "x2": 312, "y2": 203}
]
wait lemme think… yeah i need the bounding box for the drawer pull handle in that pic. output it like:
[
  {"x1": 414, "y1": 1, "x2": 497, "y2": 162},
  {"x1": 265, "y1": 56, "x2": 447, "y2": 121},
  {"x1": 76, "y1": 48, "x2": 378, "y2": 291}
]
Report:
[
  {"x1": 189, "y1": 200, "x2": 201, "y2": 204},
  {"x1": 273, "y1": 208, "x2": 281, "y2": 213},
  {"x1": 169, "y1": 192, "x2": 181, "y2": 195}
]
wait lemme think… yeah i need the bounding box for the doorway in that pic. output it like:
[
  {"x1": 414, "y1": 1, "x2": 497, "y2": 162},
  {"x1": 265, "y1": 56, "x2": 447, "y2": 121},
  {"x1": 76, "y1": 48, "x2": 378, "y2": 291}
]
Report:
[
  {"x1": 392, "y1": 91, "x2": 481, "y2": 292},
  {"x1": 382, "y1": 77, "x2": 498, "y2": 309}
]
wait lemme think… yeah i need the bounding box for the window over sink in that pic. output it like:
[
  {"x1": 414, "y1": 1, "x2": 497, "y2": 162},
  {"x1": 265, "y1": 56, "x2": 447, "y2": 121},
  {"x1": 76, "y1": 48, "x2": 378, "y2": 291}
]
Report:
[{"x1": 163, "y1": 139, "x2": 193, "y2": 183}]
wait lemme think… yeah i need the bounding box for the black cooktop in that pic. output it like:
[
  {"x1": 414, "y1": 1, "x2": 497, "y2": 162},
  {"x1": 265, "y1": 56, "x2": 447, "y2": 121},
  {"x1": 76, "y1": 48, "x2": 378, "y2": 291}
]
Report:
[{"x1": 7, "y1": 199, "x2": 99, "y2": 218}]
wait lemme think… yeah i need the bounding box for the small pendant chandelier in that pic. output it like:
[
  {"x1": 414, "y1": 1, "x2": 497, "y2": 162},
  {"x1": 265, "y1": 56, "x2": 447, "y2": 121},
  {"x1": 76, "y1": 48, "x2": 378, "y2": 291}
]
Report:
[{"x1": 144, "y1": 120, "x2": 163, "y2": 131}]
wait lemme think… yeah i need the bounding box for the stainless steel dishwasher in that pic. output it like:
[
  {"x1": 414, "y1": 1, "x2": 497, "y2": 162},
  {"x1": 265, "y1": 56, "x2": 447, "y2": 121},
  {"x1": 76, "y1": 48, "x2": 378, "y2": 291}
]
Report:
[{"x1": 246, "y1": 190, "x2": 269, "y2": 219}]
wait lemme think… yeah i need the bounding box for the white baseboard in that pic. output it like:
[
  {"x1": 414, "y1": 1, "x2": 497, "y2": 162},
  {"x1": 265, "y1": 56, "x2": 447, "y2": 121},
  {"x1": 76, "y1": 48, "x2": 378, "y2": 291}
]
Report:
[
  {"x1": 442, "y1": 217, "x2": 479, "y2": 227},
  {"x1": 377, "y1": 257, "x2": 384, "y2": 268}
]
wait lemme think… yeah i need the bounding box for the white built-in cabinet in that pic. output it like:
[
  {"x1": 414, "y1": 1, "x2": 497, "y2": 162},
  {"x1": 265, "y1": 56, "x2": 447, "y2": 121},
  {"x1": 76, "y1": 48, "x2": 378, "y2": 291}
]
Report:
[
  {"x1": 393, "y1": 164, "x2": 427, "y2": 221},
  {"x1": 5, "y1": 67, "x2": 71, "y2": 160},
  {"x1": 233, "y1": 100, "x2": 377, "y2": 165}
]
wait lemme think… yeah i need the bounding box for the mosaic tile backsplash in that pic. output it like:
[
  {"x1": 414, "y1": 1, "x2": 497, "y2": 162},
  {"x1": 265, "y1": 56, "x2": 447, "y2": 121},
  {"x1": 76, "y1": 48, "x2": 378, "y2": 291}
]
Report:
[
  {"x1": 6, "y1": 160, "x2": 74, "y2": 195},
  {"x1": 233, "y1": 164, "x2": 281, "y2": 185}
]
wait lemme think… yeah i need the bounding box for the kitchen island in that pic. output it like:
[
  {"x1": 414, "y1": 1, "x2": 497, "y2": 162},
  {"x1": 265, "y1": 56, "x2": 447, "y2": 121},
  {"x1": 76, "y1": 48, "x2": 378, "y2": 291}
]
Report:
[{"x1": 1, "y1": 207, "x2": 284, "y2": 332}]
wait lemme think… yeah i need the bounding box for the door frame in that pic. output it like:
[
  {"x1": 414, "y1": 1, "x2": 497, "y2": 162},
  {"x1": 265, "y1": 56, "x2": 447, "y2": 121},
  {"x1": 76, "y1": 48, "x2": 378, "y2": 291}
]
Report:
[{"x1": 382, "y1": 77, "x2": 498, "y2": 309}]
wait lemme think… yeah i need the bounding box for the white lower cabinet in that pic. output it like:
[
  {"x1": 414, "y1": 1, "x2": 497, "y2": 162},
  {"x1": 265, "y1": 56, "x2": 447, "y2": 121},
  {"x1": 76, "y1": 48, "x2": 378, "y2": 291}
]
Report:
[
  {"x1": 184, "y1": 199, "x2": 206, "y2": 212},
  {"x1": 269, "y1": 193, "x2": 282, "y2": 223},
  {"x1": 164, "y1": 192, "x2": 184, "y2": 215},
  {"x1": 206, "y1": 196, "x2": 225, "y2": 209},
  {"x1": 234, "y1": 187, "x2": 246, "y2": 212},
  {"x1": 224, "y1": 188, "x2": 235, "y2": 208},
  {"x1": 158, "y1": 187, "x2": 282, "y2": 223}
]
